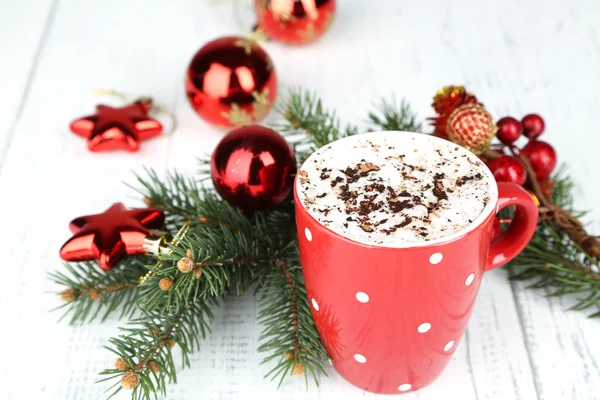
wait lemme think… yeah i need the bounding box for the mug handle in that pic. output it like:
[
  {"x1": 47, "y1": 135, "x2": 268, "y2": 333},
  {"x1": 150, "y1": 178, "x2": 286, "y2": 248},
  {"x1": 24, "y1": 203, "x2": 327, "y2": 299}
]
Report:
[{"x1": 485, "y1": 182, "x2": 539, "y2": 271}]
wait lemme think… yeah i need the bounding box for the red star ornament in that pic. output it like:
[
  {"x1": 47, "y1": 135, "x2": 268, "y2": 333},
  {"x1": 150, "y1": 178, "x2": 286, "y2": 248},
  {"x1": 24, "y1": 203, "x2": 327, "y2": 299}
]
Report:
[
  {"x1": 70, "y1": 101, "x2": 163, "y2": 152},
  {"x1": 59, "y1": 203, "x2": 165, "y2": 270}
]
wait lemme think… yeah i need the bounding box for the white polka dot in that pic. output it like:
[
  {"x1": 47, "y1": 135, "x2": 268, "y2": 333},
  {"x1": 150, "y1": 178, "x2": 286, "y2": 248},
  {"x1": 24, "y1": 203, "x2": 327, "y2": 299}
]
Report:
[
  {"x1": 429, "y1": 252, "x2": 443, "y2": 264},
  {"x1": 311, "y1": 298, "x2": 319, "y2": 311},
  {"x1": 355, "y1": 292, "x2": 369, "y2": 303},
  {"x1": 305, "y1": 227, "x2": 312, "y2": 242},
  {"x1": 353, "y1": 354, "x2": 367, "y2": 363},
  {"x1": 465, "y1": 273, "x2": 475, "y2": 286},
  {"x1": 328, "y1": 359, "x2": 333, "y2": 366},
  {"x1": 444, "y1": 341, "x2": 455, "y2": 352},
  {"x1": 417, "y1": 322, "x2": 431, "y2": 333},
  {"x1": 398, "y1": 383, "x2": 412, "y2": 392}
]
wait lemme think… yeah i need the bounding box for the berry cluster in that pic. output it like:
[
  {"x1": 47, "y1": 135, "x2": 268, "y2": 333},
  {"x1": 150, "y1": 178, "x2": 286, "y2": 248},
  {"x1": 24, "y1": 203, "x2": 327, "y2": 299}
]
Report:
[{"x1": 487, "y1": 113, "x2": 557, "y2": 186}]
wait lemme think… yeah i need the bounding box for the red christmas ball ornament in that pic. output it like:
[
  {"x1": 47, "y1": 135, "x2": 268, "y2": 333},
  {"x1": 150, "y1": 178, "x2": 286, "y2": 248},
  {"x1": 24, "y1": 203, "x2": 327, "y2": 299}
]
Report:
[
  {"x1": 255, "y1": 0, "x2": 336, "y2": 45},
  {"x1": 496, "y1": 116, "x2": 522, "y2": 145},
  {"x1": 487, "y1": 155, "x2": 527, "y2": 185},
  {"x1": 446, "y1": 103, "x2": 497, "y2": 154},
  {"x1": 185, "y1": 36, "x2": 277, "y2": 127},
  {"x1": 522, "y1": 140, "x2": 557, "y2": 180},
  {"x1": 521, "y1": 114, "x2": 545, "y2": 139},
  {"x1": 211, "y1": 125, "x2": 296, "y2": 211}
]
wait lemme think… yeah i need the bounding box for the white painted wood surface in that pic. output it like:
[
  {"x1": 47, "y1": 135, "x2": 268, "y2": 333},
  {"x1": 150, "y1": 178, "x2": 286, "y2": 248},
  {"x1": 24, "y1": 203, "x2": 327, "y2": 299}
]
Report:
[{"x1": 0, "y1": 0, "x2": 599, "y2": 399}]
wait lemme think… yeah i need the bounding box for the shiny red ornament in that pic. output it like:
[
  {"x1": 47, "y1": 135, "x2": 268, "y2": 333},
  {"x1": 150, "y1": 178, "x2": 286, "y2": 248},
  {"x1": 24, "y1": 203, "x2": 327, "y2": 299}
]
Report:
[
  {"x1": 211, "y1": 125, "x2": 296, "y2": 211},
  {"x1": 446, "y1": 103, "x2": 497, "y2": 154},
  {"x1": 185, "y1": 36, "x2": 277, "y2": 128},
  {"x1": 522, "y1": 140, "x2": 557, "y2": 180},
  {"x1": 496, "y1": 116, "x2": 522, "y2": 144},
  {"x1": 70, "y1": 101, "x2": 162, "y2": 152},
  {"x1": 521, "y1": 113, "x2": 545, "y2": 139},
  {"x1": 487, "y1": 155, "x2": 527, "y2": 186},
  {"x1": 428, "y1": 85, "x2": 479, "y2": 139},
  {"x1": 59, "y1": 203, "x2": 165, "y2": 271},
  {"x1": 255, "y1": 0, "x2": 336, "y2": 45}
]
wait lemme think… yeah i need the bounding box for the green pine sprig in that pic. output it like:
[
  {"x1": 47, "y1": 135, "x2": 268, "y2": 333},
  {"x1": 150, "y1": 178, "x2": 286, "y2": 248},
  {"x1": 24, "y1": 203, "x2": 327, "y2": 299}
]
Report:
[{"x1": 368, "y1": 97, "x2": 423, "y2": 132}]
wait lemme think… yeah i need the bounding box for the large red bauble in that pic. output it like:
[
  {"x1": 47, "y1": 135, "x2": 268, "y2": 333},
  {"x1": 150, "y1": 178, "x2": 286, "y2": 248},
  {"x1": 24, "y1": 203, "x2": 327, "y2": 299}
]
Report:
[
  {"x1": 487, "y1": 155, "x2": 527, "y2": 186},
  {"x1": 522, "y1": 140, "x2": 557, "y2": 180},
  {"x1": 59, "y1": 203, "x2": 165, "y2": 271},
  {"x1": 211, "y1": 125, "x2": 296, "y2": 211},
  {"x1": 185, "y1": 36, "x2": 277, "y2": 127},
  {"x1": 446, "y1": 103, "x2": 497, "y2": 154},
  {"x1": 496, "y1": 116, "x2": 522, "y2": 144},
  {"x1": 521, "y1": 114, "x2": 545, "y2": 139},
  {"x1": 255, "y1": 0, "x2": 336, "y2": 45}
]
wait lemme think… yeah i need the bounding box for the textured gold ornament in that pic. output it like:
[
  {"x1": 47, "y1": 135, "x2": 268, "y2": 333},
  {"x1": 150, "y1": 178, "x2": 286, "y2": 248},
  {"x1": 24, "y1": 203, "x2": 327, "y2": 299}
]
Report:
[{"x1": 446, "y1": 103, "x2": 497, "y2": 155}]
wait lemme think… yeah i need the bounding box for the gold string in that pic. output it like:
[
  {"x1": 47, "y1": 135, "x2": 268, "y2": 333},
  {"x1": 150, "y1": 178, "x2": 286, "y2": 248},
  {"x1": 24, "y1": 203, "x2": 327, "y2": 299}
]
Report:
[{"x1": 139, "y1": 221, "x2": 192, "y2": 285}]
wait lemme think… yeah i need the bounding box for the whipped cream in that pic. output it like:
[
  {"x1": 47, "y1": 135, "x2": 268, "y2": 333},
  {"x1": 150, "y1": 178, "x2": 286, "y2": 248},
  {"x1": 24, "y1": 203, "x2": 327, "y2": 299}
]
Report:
[{"x1": 296, "y1": 132, "x2": 495, "y2": 246}]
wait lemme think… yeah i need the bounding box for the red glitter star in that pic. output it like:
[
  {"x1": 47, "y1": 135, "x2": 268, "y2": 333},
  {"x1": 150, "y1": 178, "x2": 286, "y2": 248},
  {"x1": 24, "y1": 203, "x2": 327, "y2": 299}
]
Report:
[
  {"x1": 59, "y1": 203, "x2": 165, "y2": 270},
  {"x1": 70, "y1": 102, "x2": 163, "y2": 152}
]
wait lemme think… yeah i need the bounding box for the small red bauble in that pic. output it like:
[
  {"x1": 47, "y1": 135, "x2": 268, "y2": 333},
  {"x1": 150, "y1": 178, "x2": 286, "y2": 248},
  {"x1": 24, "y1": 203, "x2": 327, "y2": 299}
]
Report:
[
  {"x1": 211, "y1": 125, "x2": 296, "y2": 212},
  {"x1": 521, "y1": 114, "x2": 545, "y2": 139},
  {"x1": 70, "y1": 101, "x2": 162, "y2": 152},
  {"x1": 60, "y1": 203, "x2": 165, "y2": 270},
  {"x1": 255, "y1": 0, "x2": 336, "y2": 45},
  {"x1": 487, "y1": 155, "x2": 527, "y2": 186},
  {"x1": 496, "y1": 116, "x2": 522, "y2": 144},
  {"x1": 446, "y1": 103, "x2": 497, "y2": 154},
  {"x1": 185, "y1": 36, "x2": 277, "y2": 127},
  {"x1": 522, "y1": 140, "x2": 557, "y2": 180}
]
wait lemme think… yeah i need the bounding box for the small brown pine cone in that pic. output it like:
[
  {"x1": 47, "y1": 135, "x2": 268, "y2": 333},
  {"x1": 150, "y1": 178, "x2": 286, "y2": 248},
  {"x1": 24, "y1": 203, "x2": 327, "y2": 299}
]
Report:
[
  {"x1": 198, "y1": 215, "x2": 208, "y2": 223},
  {"x1": 59, "y1": 289, "x2": 77, "y2": 302},
  {"x1": 164, "y1": 338, "x2": 176, "y2": 348},
  {"x1": 186, "y1": 249, "x2": 193, "y2": 259},
  {"x1": 147, "y1": 360, "x2": 160, "y2": 373},
  {"x1": 88, "y1": 289, "x2": 99, "y2": 300},
  {"x1": 284, "y1": 351, "x2": 294, "y2": 360},
  {"x1": 121, "y1": 371, "x2": 140, "y2": 390},
  {"x1": 159, "y1": 277, "x2": 173, "y2": 291},
  {"x1": 194, "y1": 267, "x2": 202, "y2": 279},
  {"x1": 177, "y1": 257, "x2": 195, "y2": 274},
  {"x1": 143, "y1": 197, "x2": 153, "y2": 207},
  {"x1": 114, "y1": 357, "x2": 130, "y2": 371},
  {"x1": 292, "y1": 363, "x2": 304, "y2": 376}
]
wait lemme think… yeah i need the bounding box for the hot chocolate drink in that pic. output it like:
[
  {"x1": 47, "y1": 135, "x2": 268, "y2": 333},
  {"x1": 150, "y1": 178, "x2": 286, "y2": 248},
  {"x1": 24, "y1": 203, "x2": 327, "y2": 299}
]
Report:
[{"x1": 296, "y1": 132, "x2": 495, "y2": 246}]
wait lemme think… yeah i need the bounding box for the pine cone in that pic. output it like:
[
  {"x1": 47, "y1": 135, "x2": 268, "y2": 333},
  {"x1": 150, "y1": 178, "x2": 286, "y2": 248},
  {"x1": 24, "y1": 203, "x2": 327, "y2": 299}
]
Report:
[
  {"x1": 194, "y1": 267, "x2": 202, "y2": 279},
  {"x1": 114, "y1": 357, "x2": 130, "y2": 371},
  {"x1": 59, "y1": 289, "x2": 77, "y2": 302},
  {"x1": 177, "y1": 257, "x2": 194, "y2": 274},
  {"x1": 159, "y1": 277, "x2": 173, "y2": 291},
  {"x1": 292, "y1": 363, "x2": 304, "y2": 376},
  {"x1": 121, "y1": 371, "x2": 140, "y2": 390},
  {"x1": 147, "y1": 360, "x2": 160, "y2": 373}
]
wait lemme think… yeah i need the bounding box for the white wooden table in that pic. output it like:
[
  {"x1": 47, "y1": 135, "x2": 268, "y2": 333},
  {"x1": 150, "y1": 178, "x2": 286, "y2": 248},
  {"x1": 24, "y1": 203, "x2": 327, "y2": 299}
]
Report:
[{"x1": 1, "y1": 0, "x2": 599, "y2": 399}]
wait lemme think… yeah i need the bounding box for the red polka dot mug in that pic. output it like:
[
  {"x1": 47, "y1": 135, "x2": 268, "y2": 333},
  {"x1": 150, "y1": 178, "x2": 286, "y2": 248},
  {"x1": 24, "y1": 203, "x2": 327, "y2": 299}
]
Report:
[{"x1": 294, "y1": 132, "x2": 538, "y2": 394}]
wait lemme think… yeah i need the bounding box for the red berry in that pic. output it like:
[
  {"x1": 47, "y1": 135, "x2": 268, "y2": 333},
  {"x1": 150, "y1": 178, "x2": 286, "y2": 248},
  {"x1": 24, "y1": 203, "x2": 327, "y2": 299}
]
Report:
[
  {"x1": 496, "y1": 116, "x2": 522, "y2": 144},
  {"x1": 487, "y1": 155, "x2": 527, "y2": 185},
  {"x1": 522, "y1": 140, "x2": 557, "y2": 180},
  {"x1": 521, "y1": 114, "x2": 545, "y2": 139}
]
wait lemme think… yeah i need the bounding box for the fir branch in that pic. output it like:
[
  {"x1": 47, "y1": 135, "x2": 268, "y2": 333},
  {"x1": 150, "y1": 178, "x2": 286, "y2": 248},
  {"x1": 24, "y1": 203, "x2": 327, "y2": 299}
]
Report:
[
  {"x1": 276, "y1": 88, "x2": 357, "y2": 162},
  {"x1": 99, "y1": 300, "x2": 215, "y2": 400},
  {"x1": 49, "y1": 260, "x2": 148, "y2": 325},
  {"x1": 368, "y1": 97, "x2": 423, "y2": 132},
  {"x1": 507, "y1": 173, "x2": 600, "y2": 317},
  {"x1": 256, "y1": 244, "x2": 328, "y2": 387}
]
